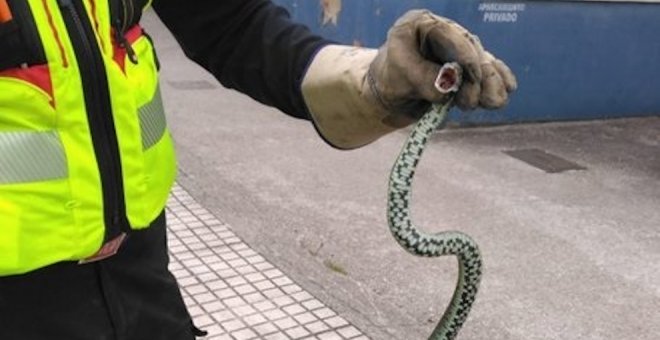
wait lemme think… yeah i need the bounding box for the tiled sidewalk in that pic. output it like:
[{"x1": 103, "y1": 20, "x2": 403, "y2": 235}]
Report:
[{"x1": 166, "y1": 185, "x2": 371, "y2": 340}]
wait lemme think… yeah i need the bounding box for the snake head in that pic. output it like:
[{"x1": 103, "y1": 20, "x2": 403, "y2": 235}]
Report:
[{"x1": 434, "y1": 62, "x2": 463, "y2": 94}]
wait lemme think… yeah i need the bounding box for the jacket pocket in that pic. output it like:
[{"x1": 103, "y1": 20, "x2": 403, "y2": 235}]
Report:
[
  {"x1": 0, "y1": 67, "x2": 56, "y2": 131},
  {"x1": 0, "y1": 0, "x2": 46, "y2": 71},
  {"x1": 123, "y1": 25, "x2": 159, "y2": 108}
]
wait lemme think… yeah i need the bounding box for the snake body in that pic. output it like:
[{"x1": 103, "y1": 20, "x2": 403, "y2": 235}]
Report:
[{"x1": 387, "y1": 103, "x2": 483, "y2": 340}]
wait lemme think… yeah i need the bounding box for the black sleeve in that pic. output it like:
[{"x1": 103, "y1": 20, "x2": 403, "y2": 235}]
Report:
[{"x1": 152, "y1": 0, "x2": 331, "y2": 120}]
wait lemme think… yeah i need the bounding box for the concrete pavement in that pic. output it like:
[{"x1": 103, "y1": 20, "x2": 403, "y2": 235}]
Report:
[{"x1": 144, "y1": 11, "x2": 660, "y2": 340}]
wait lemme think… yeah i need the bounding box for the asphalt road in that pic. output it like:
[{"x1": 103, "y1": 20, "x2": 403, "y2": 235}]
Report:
[{"x1": 144, "y1": 11, "x2": 660, "y2": 340}]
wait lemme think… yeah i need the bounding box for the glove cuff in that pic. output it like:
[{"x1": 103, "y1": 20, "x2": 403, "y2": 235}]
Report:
[{"x1": 301, "y1": 45, "x2": 414, "y2": 149}]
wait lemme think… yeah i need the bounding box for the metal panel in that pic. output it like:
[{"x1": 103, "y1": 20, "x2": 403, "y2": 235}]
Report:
[{"x1": 275, "y1": 0, "x2": 660, "y2": 124}]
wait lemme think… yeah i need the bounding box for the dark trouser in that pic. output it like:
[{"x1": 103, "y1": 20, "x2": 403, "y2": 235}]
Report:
[{"x1": 0, "y1": 213, "x2": 196, "y2": 340}]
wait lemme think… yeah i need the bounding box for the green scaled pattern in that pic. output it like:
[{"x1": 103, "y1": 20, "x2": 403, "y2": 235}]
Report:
[{"x1": 387, "y1": 104, "x2": 483, "y2": 340}]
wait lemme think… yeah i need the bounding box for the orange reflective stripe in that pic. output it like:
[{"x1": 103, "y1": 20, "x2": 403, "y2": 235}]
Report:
[
  {"x1": 41, "y1": 0, "x2": 68, "y2": 67},
  {"x1": 87, "y1": 0, "x2": 106, "y2": 53}
]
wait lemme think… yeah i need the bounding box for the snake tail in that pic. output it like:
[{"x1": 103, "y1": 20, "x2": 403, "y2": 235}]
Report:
[{"x1": 387, "y1": 104, "x2": 483, "y2": 340}]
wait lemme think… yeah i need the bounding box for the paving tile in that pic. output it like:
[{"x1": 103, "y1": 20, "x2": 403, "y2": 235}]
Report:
[
  {"x1": 264, "y1": 332, "x2": 289, "y2": 340},
  {"x1": 273, "y1": 296, "x2": 295, "y2": 308},
  {"x1": 211, "y1": 310, "x2": 235, "y2": 323},
  {"x1": 304, "y1": 321, "x2": 329, "y2": 334},
  {"x1": 317, "y1": 332, "x2": 344, "y2": 340},
  {"x1": 202, "y1": 300, "x2": 225, "y2": 314},
  {"x1": 283, "y1": 304, "x2": 306, "y2": 316},
  {"x1": 263, "y1": 309, "x2": 287, "y2": 321},
  {"x1": 337, "y1": 326, "x2": 361, "y2": 338},
  {"x1": 232, "y1": 328, "x2": 258, "y2": 340},
  {"x1": 243, "y1": 313, "x2": 267, "y2": 326},
  {"x1": 293, "y1": 312, "x2": 317, "y2": 325},
  {"x1": 285, "y1": 326, "x2": 311, "y2": 339},
  {"x1": 198, "y1": 272, "x2": 220, "y2": 282},
  {"x1": 302, "y1": 299, "x2": 324, "y2": 311},
  {"x1": 167, "y1": 184, "x2": 369, "y2": 340},
  {"x1": 312, "y1": 308, "x2": 336, "y2": 320},
  {"x1": 254, "y1": 322, "x2": 279, "y2": 336},
  {"x1": 252, "y1": 300, "x2": 277, "y2": 313},
  {"x1": 325, "y1": 316, "x2": 349, "y2": 329}
]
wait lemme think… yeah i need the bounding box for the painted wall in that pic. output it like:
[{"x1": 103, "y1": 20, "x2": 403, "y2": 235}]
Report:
[{"x1": 274, "y1": 0, "x2": 660, "y2": 124}]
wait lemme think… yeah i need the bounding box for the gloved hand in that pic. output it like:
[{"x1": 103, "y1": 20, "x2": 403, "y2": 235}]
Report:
[
  {"x1": 302, "y1": 10, "x2": 517, "y2": 149},
  {"x1": 371, "y1": 9, "x2": 517, "y2": 114}
]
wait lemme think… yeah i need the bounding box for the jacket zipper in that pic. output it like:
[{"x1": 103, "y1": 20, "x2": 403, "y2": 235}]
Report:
[
  {"x1": 108, "y1": 0, "x2": 138, "y2": 64},
  {"x1": 57, "y1": 0, "x2": 128, "y2": 240},
  {"x1": 121, "y1": 0, "x2": 133, "y2": 33},
  {"x1": 113, "y1": 21, "x2": 138, "y2": 64}
]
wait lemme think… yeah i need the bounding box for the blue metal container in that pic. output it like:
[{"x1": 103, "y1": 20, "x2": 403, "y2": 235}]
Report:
[{"x1": 274, "y1": 0, "x2": 660, "y2": 124}]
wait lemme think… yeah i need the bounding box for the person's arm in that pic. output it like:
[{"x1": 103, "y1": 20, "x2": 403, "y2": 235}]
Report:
[
  {"x1": 153, "y1": 2, "x2": 517, "y2": 149},
  {"x1": 152, "y1": 0, "x2": 329, "y2": 119}
]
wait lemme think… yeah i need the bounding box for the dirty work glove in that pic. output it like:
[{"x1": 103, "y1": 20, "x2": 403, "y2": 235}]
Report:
[{"x1": 302, "y1": 9, "x2": 517, "y2": 149}]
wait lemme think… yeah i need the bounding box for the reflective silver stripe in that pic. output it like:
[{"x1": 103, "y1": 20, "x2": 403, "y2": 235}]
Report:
[
  {"x1": 139, "y1": 86, "x2": 167, "y2": 150},
  {"x1": 0, "y1": 131, "x2": 67, "y2": 184}
]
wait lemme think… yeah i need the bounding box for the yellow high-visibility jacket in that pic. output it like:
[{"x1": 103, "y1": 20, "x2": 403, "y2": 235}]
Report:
[{"x1": 0, "y1": 0, "x2": 176, "y2": 276}]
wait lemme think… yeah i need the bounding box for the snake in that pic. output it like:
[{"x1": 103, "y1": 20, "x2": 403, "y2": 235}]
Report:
[{"x1": 386, "y1": 64, "x2": 483, "y2": 340}]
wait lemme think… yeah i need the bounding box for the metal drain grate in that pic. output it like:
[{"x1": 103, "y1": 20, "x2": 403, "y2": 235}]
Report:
[{"x1": 504, "y1": 148, "x2": 587, "y2": 173}]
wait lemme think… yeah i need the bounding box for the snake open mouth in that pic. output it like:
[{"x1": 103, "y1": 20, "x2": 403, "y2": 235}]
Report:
[{"x1": 434, "y1": 62, "x2": 462, "y2": 94}]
